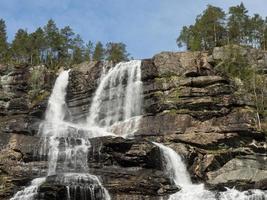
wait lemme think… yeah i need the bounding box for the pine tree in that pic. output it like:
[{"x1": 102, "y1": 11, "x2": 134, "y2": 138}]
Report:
[
  {"x1": 227, "y1": 3, "x2": 249, "y2": 44},
  {"x1": 105, "y1": 42, "x2": 129, "y2": 63},
  {"x1": 71, "y1": 34, "x2": 85, "y2": 64},
  {"x1": 198, "y1": 5, "x2": 226, "y2": 49},
  {"x1": 0, "y1": 19, "x2": 8, "y2": 63},
  {"x1": 262, "y1": 18, "x2": 267, "y2": 50},
  {"x1": 93, "y1": 41, "x2": 105, "y2": 61},
  {"x1": 28, "y1": 27, "x2": 46, "y2": 65},
  {"x1": 84, "y1": 41, "x2": 94, "y2": 62},
  {"x1": 248, "y1": 14, "x2": 264, "y2": 48},
  {"x1": 59, "y1": 26, "x2": 75, "y2": 63},
  {"x1": 43, "y1": 19, "x2": 60, "y2": 65},
  {"x1": 11, "y1": 29, "x2": 30, "y2": 63},
  {"x1": 177, "y1": 26, "x2": 189, "y2": 49},
  {"x1": 177, "y1": 5, "x2": 226, "y2": 51}
]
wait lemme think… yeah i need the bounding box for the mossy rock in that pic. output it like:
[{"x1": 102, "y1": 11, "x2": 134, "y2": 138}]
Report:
[{"x1": 30, "y1": 90, "x2": 50, "y2": 108}]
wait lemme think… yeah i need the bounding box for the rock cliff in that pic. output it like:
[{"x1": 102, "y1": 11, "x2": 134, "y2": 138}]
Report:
[{"x1": 0, "y1": 47, "x2": 266, "y2": 199}]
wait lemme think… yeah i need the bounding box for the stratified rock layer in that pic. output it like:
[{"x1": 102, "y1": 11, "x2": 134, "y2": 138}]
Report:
[{"x1": 0, "y1": 47, "x2": 266, "y2": 199}]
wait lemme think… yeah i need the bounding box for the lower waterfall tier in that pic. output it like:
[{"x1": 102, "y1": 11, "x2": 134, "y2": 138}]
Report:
[{"x1": 38, "y1": 173, "x2": 110, "y2": 200}]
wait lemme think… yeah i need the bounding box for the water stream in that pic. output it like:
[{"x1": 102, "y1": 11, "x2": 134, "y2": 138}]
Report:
[
  {"x1": 154, "y1": 142, "x2": 267, "y2": 200},
  {"x1": 87, "y1": 60, "x2": 142, "y2": 137},
  {"x1": 10, "y1": 60, "x2": 143, "y2": 200},
  {"x1": 10, "y1": 60, "x2": 267, "y2": 200}
]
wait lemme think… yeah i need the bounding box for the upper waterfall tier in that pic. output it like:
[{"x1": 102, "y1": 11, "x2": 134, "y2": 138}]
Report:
[{"x1": 86, "y1": 60, "x2": 142, "y2": 136}]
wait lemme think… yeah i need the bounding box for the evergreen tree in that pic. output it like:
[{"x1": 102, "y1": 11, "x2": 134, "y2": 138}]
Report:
[
  {"x1": 262, "y1": 18, "x2": 267, "y2": 50},
  {"x1": 43, "y1": 19, "x2": 60, "y2": 65},
  {"x1": 248, "y1": 14, "x2": 265, "y2": 48},
  {"x1": 11, "y1": 29, "x2": 30, "y2": 63},
  {"x1": 84, "y1": 41, "x2": 94, "y2": 62},
  {"x1": 59, "y1": 26, "x2": 75, "y2": 63},
  {"x1": 0, "y1": 19, "x2": 8, "y2": 63},
  {"x1": 177, "y1": 26, "x2": 190, "y2": 49},
  {"x1": 177, "y1": 5, "x2": 226, "y2": 51},
  {"x1": 71, "y1": 34, "x2": 85, "y2": 64},
  {"x1": 105, "y1": 42, "x2": 129, "y2": 63},
  {"x1": 227, "y1": 3, "x2": 249, "y2": 44},
  {"x1": 198, "y1": 5, "x2": 226, "y2": 49},
  {"x1": 177, "y1": 2, "x2": 267, "y2": 51},
  {"x1": 93, "y1": 41, "x2": 105, "y2": 61},
  {"x1": 2, "y1": 18, "x2": 133, "y2": 66},
  {"x1": 28, "y1": 27, "x2": 46, "y2": 65}
]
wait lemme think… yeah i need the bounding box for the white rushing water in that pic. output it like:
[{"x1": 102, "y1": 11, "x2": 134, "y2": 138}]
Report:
[
  {"x1": 59, "y1": 173, "x2": 110, "y2": 200},
  {"x1": 10, "y1": 60, "x2": 143, "y2": 200},
  {"x1": 39, "y1": 69, "x2": 71, "y2": 175},
  {"x1": 11, "y1": 70, "x2": 111, "y2": 200},
  {"x1": 39, "y1": 70, "x2": 110, "y2": 200},
  {"x1": 10, "y1": 177, "x2": 46, "y2": 200},
  {"x1": 154, "y1": 142, "x2": 267, "y2": 200},
  {"x1": 9, "y1": 61, "x2": 267, "y2": 200},
  {"x1": 87, "y1": 60, "x2": 142, "y2": 137}
]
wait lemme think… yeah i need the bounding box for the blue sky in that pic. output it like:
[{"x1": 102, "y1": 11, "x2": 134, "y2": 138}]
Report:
[{"x1": 0, "y1": 0, "x2": 266, "y2": 59}]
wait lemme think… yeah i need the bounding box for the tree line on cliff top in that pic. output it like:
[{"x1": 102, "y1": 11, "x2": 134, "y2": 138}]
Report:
[
  {"x1": 177, "y1": 3, "x2": 267, "y2": 129},
  {"x1": 0, "y1": 19, "x2": 129, "y2": 67},
  {"x1": 177, "y1": 3, "x2": 267, "y2": 51}
]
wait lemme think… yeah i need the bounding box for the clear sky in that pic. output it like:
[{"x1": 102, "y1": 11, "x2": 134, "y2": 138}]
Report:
[{"x1": 0, "y1": 0, "x2": 266, "y2": 59}]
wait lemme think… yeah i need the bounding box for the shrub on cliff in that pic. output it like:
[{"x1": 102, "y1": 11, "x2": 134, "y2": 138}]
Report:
[{"x1": 214, "y1": 46, "x2": 267, "y2": 130}]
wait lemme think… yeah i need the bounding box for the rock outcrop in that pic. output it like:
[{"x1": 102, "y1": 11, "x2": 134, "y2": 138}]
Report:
[
  {"x1": 138, "y1": 50, "x2": 266, "y2": 191},
  {"x1": 0, "y1": 46, "x2": 266, "y2": 199}
]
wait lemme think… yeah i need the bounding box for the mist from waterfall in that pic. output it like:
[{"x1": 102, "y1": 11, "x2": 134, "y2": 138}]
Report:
[{"x1": 154, "y1": 142, "x2": 267, "y2": 200}]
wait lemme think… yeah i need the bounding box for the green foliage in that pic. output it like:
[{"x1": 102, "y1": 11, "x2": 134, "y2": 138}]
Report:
[
  {"x1": 215, "y1": 46, "x2": 267, "y2": 128},
  {"x1": 29, "y1": 66, "x2": 45, "y2": 98},
  {"x1": 215, "y1": 46, "x2": 253, "y2": 83},
  {"x1": 28, "y1": 27, "x2": 46, "y2": 65},
  {"x1": 0, "y1": 19, "x2": 8, "y2": 63},
  {"x1": 105, "y1": 42, "x2": 129, "y2": 63},
  {"x1": 177, "y1": 5, "x2": 226, "y2": 51},
  {"x1": 84, "y1": 41, "x2": 94, "y2": 62},
  {"x1": 11, "y1": 29, "x2": 30, "y2": 64},
  {"x1": 227, "y1": 2, "x2": 249, "y2": 44},
  {"x1": 93, "y1": 41, "x2": 105, "y2": 61},
  {"x1": 71, "y1": 34, "x2": 85, "y2": 65},
  {"x1": 177, "y1": 3, "x2": 267, "y2": 51},
  {"x1": 0, "y1": 18, "x2": 131, "y2": 67}
]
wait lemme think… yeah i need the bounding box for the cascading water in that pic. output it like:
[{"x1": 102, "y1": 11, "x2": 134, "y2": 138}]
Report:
[
  {"x1": 10, "y1": 70, "x2": 110, "y2": 200},
  {"x1": 10, "y1": 60, "x2": 143, "y2": 200},
  {"x1": 154, "y1": 143, "x2": 267, "y2": 200},
  {"x1": 9, "y1": 60, "x2": 267, "y2": 200},
  {"x1": 87, "y1": 60, "x2": 142, "y2": 137},
  {"x1": 39, "y1": 69, "x2": 110, "y2": 200},
  {"x1": 10, "y1": 178, "x2": 46, "y2": 200}
]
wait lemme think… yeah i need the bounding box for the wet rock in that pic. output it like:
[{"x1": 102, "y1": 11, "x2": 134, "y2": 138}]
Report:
[
  {"x1": 67, "y1": 61, "x2": 113, "y2": 122},
  {"x1": 1, "y1": 48, "x2": 267, "y2": 199},
  {"x1": 206, "y1": 156, "x2": 267, "y2": 191}
]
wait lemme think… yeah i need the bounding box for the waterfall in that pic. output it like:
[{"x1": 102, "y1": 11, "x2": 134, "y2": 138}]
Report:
[
  {"x1": 154, "y1": 142, "x2": 215, "y2": 200},
  {"x1": 10, "y1": 60, "x2": 143, "y2": 200},
  {"x1": 154, "y1": 143, "x2": 267, "y2": 200},
  {"x1": 87, "y1": 60, "x2": 142, "y2": 137},
  {"x1": 39, "y1": 69, "x2": 71, "y2": 175},
  {"x1": 8, "y1": 60, "x2": 267, "y2": 200},
  {"x1": 10, "y1": 70, "x2": 110, "y2": 200},
  {"x1": 10, "y1": 178, "x2": 46, "y2": 200}
]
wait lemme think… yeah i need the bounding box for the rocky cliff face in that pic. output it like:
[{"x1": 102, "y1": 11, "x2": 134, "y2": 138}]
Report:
[{"x1": 0, "y1": 47, "x2": 266, "y2": 199}]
